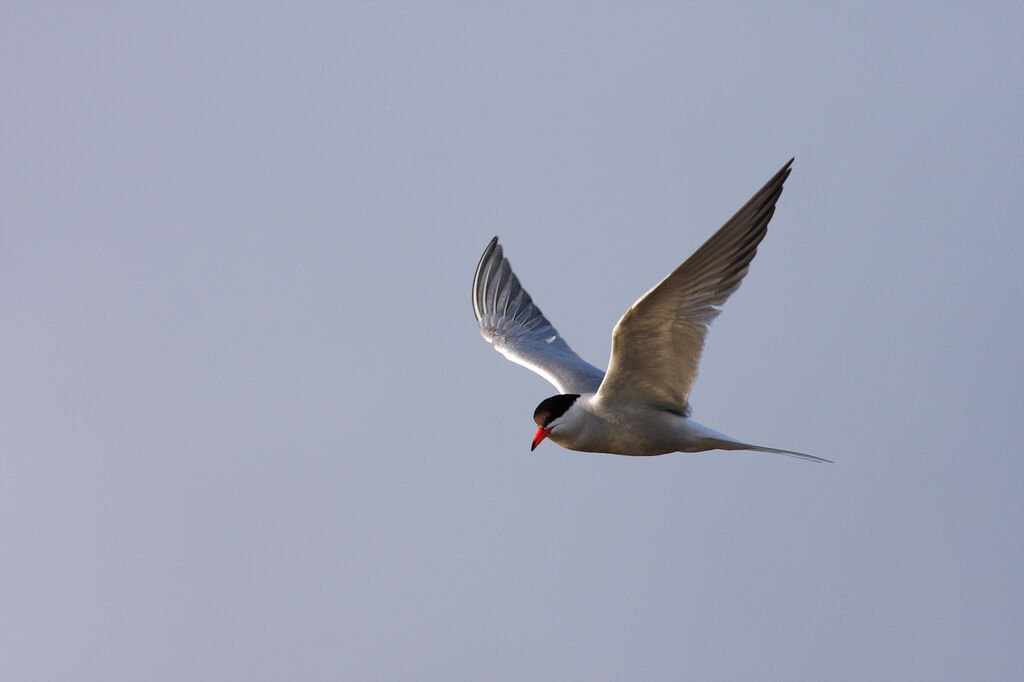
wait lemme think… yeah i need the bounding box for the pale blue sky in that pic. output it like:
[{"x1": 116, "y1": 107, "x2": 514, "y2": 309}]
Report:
[{"x1": 2, "y1": 3, "x2": 1023, "y2": 680}]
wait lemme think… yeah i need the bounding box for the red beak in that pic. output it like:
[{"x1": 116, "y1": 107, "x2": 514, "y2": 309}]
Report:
[{"x1": 531, "y1": 426, "x2": 552, "y2": 451}]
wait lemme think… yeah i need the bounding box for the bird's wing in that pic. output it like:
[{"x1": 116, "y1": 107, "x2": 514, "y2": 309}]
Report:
[
  {"x1": 473, "y1": 237, "x2": 605, "y2": 394},
  {"x1": 596, "y1": 159, "x2": 794, "y2": 410}
]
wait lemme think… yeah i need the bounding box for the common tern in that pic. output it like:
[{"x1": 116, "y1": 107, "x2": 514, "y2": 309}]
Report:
[{"x1": 472, "y1": 159, "x2": 830, "y2": 463}]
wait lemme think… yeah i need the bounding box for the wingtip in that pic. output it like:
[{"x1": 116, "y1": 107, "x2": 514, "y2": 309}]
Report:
[
  {"x1": 473, "y1": 237, "x2": 503, "y2": 320},
  {"x1": 777, "y1": 157, "x2": 795, "y2": 179}
]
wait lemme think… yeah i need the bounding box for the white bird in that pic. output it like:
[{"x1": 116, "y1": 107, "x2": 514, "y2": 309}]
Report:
[{"x1": 472, "y1": 159, "x2": 831, "y2": 463}]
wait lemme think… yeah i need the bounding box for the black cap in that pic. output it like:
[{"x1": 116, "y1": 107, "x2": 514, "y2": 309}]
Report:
[{"x1": 533, "y1": 394, "x2": 581, "y2": 428}]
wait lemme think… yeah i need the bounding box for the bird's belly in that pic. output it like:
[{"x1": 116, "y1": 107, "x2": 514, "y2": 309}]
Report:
[{"x1": 553, "y1": 408, "x2": 710, "y2": 456}]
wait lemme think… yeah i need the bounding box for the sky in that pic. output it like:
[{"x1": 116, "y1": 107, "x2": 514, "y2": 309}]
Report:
[{"x1": 2, "y1": 3, "x2": 1023, "y2": 680}]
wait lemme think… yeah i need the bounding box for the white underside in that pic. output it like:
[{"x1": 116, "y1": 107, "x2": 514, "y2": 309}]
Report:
[{"x1": 545, "y1": 394, "x2": 829, "y2": 462}]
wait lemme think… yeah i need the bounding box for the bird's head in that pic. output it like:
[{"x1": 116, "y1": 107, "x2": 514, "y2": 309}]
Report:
[{"x1": 531, "y1": 393, "x2": 581, "y2": 451}]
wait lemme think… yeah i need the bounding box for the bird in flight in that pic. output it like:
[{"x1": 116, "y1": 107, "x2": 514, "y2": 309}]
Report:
[{"x1": 472, "y1": 159, "x2": 830, "y2": 463}]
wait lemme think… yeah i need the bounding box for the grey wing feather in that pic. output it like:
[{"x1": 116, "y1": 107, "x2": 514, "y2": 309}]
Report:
[
  {"x1": 473, "y1": 237, "x2": 605, "y2": 394},
  {"x1": 597, "y1": 159, "x2": 795, "y2": 409}
]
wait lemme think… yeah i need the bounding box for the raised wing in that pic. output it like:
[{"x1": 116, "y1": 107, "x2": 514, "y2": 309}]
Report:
[
  {"x1": 597, "y1": 159, "x2": 794, "y2": 410},
  {"x1": 473, "y1": 237, "x2": 605, "y2": 394}
]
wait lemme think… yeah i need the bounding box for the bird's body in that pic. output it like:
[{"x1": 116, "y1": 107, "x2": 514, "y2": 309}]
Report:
[
  {"x1": 541, "y1": 393, "x2": 735, "y2": 456},
  {"x1": 472, "y1": 159, "x2": 831, "y2": 463}
]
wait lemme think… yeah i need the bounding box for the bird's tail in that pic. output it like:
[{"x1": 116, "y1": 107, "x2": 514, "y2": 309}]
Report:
[{"x1": 706, "y1": 439, "x2": 833, "y2": 464}]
